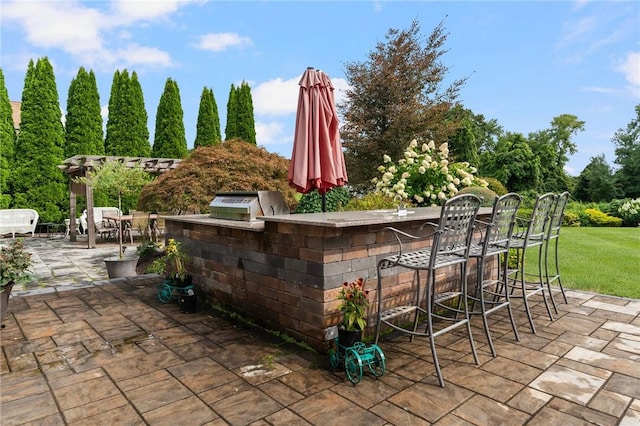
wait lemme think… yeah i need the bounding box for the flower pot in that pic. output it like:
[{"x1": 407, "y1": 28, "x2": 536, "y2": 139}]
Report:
[
  {"x1": 1, "y1": 283, "x2": 15, "y2": 325},
  {"x1": 172, "y1": 274, "x2": 192, "y2": 288},
  {"x1": 179, "y1": 288, "x2": 197, "y2": 313},
  {"x1": 338, "y1": 326, "x2": 363, "y2": 348},
  {"x1": 104, "y1": 256, "x2": 139, "y2": 279}
]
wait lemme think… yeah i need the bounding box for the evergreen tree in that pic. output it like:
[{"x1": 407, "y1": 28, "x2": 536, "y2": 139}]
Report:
[
  {"x1": 224, "y1": 82, "x2": 256, "y2": 144},
  {"x1": 194, "y1": 87, "x2": 221, "y2": 147},
  {"x1": 0, "y1": 68, "x2": 16, "y2": 208},
  {"x1": 236, "y1": 82, "x2": 256, "y2": 144},
  {"x1": 527, "y1": 114, "x2": 583, "y2": 192},
  {"x1": 65, "y1": 67, "x2": 103, "y2": 158},
  {"x1": 105, "y1": 70, "x2": 151, "y2": 156},
  {"x1": 340, "y1": 20, "x2": 467, "y2": 190},
  {"x1": 225, "y1": 83, "x2": 237, "y2": 140},
  {"x1": 613, "y1": 105, "x2": 640, "y2": 198},
  {"x1": 152, "y1": 78, "x2": 187, "y2": 158},
  {"x1": 483, "y1": 132, "x2": 542, "y2": 192},
  {"x1": 574, "y1": 155, "x2": 622, "y2": 202},
  {"x1": 12, "y1": 57, "x2": 66, "y2": 222}
]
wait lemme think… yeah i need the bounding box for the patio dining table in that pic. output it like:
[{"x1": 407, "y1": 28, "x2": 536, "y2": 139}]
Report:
[{"x1": 103, "y1": 214, "x2": 158, "y2": 240}]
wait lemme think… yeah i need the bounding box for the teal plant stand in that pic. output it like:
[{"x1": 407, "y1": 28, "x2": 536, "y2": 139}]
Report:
[
  {"x1": 329, "y1": 339, "x2": 386, "y2": 384},
  {"x1": 157, "y1": 279, "x2": 194, "y2": 303}
]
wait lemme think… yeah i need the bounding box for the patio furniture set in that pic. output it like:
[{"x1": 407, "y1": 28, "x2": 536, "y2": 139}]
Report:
[{"x1": 374, "y1": 191, "x2": 570, "y2": 387}]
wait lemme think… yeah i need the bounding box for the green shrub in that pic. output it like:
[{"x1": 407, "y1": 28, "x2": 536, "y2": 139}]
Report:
[
  {"x1": 343, "y1": 192, "x2": 398, "y2": 211},
  {"x1": 294, "y1": 187, "x2": 351, "y2": 213},
  {"x1": 481, "y1": 177, "x2": 508, "y2": 196},
  {"x1": 457, "y1": 186, "x2": 498, "y2": 207},
  {"x1": 584, "y1": 208, "x2": 623, "y2": 227},
  {"x1": 562, "y1": 211, "x2": 581, "y2": 227}
]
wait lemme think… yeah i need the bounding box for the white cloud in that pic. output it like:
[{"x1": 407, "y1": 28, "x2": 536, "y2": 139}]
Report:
[
  {"x1": 1, "y1": 0, "x2": 187, "y2": 71},
  {"x1": 256, "y1": 120, "x2": 288, "y2": 147},
  {"x1": 579, "y1": 86, "x2": 617, "y2": 95},
  {"x1": 111, "y1": 0, "x2": 185, "y2": 22},
  {"x1": 115, "y1": 44, "x2": 173, "y2": 68},
  {"x1": 253, "y1": 76, "x2": 300, "y2": 116},
  {"x1": 3, "y1": 1, "x2": 105, "y2": 54},
  {"x1": 192, "y1": 33, "x2": 253, "y2": 52},
  {"x1": 616, "y1": 51, "x2": 640, "y2": 86}
]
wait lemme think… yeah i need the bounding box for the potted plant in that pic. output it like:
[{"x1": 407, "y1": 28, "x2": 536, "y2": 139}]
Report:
[
  {"x1": 76, "y1": 160, "x2": 152, "y2": 278},
  {"x1": 165, "y1": 238, "x2": 191, "y2": 287},
  {"x1": 1, "y1": 239, "x2": 32, "y2": 327},
  {"x1": 336, "y1": 277, "x2": 370, "y2": 347}
]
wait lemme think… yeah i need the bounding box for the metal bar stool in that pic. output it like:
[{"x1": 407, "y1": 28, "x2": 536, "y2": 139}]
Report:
[
  {"x1": 467, "y1": 193, "x2": 522, "y2": 357},
  {"x1": 374, "y1": 194, "x2": 482, "y2": 388},
  {"x1": 543, "y1": 191, "x2": 570, "y2": 312},
  {"x1": 503, "y1": 193, "x2": 556, "y2": 334}
]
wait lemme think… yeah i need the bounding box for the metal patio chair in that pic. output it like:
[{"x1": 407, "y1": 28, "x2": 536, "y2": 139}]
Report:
[
  {"x1": 374, "y1": 194, "x2": 482, "y2": 388},
  {"x1": 125, "y1": 211, "x2": 151, "y2": 244},
  {"x1": 502, "y1": 192, "x2": 556, "y2": 334},
  {"x1": 467, "y1": 193, "x2": 522, "y2": 357},
  {"x1": 543, "y1": 191, "x2": 570, "y2": 312}
]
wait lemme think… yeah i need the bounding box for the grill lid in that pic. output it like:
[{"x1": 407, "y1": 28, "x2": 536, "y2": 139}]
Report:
[{"x1": 209, "y1": 191, "x2": 289, "y2": 221}]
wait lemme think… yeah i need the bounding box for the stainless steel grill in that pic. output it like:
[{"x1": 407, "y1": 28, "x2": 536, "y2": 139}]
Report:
[{"x1": 209, "y1": 191, "x2": 290, "y2": 221}]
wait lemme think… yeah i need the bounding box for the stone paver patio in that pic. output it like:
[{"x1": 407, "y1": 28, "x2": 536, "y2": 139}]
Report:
[{"x1": 1, "y1": 236, "x2": 639, "y2": 425}]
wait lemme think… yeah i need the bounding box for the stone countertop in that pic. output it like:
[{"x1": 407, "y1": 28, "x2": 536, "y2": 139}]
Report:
[
  {"x1": 265, "y1": 206, "x2": 493, "y2": 228},
  {"x1": 166, "y1": 207, "x2": 493, "y2": 229}
]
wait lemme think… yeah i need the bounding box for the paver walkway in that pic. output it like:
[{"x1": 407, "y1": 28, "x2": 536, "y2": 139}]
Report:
[{"x1": 1, "y1": 236, "x2": 639, "y2": 425}]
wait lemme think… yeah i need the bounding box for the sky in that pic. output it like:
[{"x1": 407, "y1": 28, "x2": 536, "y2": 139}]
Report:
[{"x1": 1, "y1": 0, "x2": 639, "y2": 176}]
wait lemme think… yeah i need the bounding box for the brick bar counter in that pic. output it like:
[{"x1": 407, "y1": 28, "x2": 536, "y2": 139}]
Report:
[{"x1": 164, "y1": 207, "x2": 491, "y2": 352}]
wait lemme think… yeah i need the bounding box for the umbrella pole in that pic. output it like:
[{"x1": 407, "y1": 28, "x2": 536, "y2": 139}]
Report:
[{"x1": 322, "y1": 193, "x2": 326, "y2": 212}]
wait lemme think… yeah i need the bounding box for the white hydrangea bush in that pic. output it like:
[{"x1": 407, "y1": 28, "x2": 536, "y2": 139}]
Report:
[{"x1": 372, "y1": 139, "x2": 487, "y2": 207}]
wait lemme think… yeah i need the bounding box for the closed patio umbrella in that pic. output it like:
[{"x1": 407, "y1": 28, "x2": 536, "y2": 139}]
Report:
[{"x1": 289, "y1": 67, "x2": 347, "y2": 211}]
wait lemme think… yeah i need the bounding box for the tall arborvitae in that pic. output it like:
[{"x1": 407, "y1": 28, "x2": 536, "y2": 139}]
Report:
[
  {"x1": 225, "y1": 82, "x2": 256, "y2": 144},
  {"x1": 225, "y1": 83, "x2": 237, "y2": 140},
  {"x1": 194, "y1": 87, "x2": 221, "y2": 147},
  {"x1": 105, "y1": 69, "x2": 151, "y2": 156},
  {"x1": 152, "y1": 78, "x2": 187, "y2": 158},
  {"x1": 12, "y1": 57, "x2": 66, "y2": 222},
  {"x1": 105, "y1": 69, "x2": 124, "y2": 155},
  {"x1": 236, "y1": 81, "x2": 256, "y2": 144},
  {"x1": 130, "y1": 71, "x2": 151, "y2": 156},
  {"x1": 65, "y1": 67, "x2": 104, "y2": 157},
  {"x1": 0, "y1": 68, "x2": 16, "y2": 208}
]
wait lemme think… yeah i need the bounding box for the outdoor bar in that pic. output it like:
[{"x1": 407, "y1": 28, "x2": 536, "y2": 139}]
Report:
[{"x1": 164, "y1": 207, "x2": 492, "y2": 352}]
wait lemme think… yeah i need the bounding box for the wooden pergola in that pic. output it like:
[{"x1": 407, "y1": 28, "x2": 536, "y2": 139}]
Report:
[{"x1": 58, "y1": 155, "x2": 182, "y2": 248}]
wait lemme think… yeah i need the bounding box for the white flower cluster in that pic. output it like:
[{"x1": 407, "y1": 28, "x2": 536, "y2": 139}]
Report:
[
  {"x1": 372, "y1": 138, "x2": 486, "y2": 207},
  {"x1": 618, "y1": 198, "x2": 640, "y2": 225}
]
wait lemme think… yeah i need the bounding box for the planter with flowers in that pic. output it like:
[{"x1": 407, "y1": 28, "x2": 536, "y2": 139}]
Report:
[
  {"x1": 1, "y1": 239, "x2": 32, "y2": 327},
  {"x1": 164, "y1": 238, "x2": 191, "y2": 287},
  {"x1": 372, "y1": 139, "x2": 487, "y2": 207},
  {"x1": 336, "y1": 277, "x2": 370, "y2": 347}
]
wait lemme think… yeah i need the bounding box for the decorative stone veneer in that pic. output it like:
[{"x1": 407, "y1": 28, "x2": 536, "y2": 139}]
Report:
[{"x1": 165, "y1": 210, "x2": 492, "y2": 352}]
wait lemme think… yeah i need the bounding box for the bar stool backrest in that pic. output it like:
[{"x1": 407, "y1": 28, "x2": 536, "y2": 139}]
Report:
[
  {"x1": 521, "y1": 193, "x2": 556, "y2": 244},
  {"x1": 547, "y1": 192, "x2": 570, "y2": 238},
  {"x1": 484, "y1": 193, "x2": 522, "y2": 252},
  {"x1": 435, "y1": 194, "x2": 482, "y2": 258}
]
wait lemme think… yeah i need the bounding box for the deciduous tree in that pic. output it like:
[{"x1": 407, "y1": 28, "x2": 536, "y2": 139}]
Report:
[{"x1": 340, "y1": 19, "x2": 467, "y2": 190}]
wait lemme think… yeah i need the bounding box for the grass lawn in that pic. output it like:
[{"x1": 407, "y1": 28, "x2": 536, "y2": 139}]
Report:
[{"x1": 556, "y1": 227, "x2": 640, "y2": 299}]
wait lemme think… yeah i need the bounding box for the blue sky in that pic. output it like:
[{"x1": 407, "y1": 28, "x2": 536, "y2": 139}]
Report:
[{"x1": 1, "y1": 0, "x2": 638, "y2": 176}]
